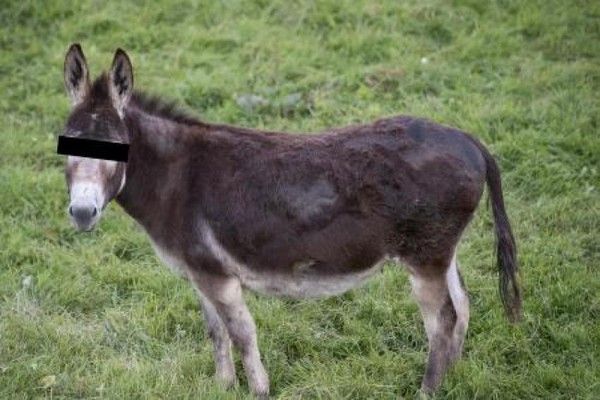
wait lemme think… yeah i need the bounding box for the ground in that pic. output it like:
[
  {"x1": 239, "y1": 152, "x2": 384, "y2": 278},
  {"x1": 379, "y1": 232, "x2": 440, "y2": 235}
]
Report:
[{"x1": 1, "y1": 0, "x2": 599, "y2": 398}]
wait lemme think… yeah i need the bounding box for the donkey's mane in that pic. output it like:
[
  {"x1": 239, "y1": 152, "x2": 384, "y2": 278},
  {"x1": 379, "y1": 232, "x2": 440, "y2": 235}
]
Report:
[
  {"x1": 91, "y1": 74, "x2": 205, "y2": 127},
  {"x1": 131, "y1": 91, "x2": 206, "y2": 127}
]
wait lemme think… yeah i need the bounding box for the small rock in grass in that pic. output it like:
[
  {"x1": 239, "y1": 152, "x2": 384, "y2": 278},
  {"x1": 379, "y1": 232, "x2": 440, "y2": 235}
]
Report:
[
  {"x1": 235, "y1": 94, "x2": 269, "y2": 113},
  {"x1": 40, "y1": 374, "x2": 56, "y2": 388},
  {"x1": 22, "y1": 275, "x2": 33, "y2": 289},
  {"x1": 280, "y1": 93, "x2": 304, "y2": 115}
]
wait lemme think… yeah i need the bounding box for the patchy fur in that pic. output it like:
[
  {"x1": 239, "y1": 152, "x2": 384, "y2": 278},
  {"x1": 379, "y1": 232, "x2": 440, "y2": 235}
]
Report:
[{"x1": 62, "y1": 46, "x2": 521, "y2": 397}]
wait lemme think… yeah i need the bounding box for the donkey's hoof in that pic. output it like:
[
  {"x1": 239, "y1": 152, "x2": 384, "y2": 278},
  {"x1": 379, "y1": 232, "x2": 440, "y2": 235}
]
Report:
[
  {"x1": 417, "y1": 387, "x2": 434, "y2": 399},
  {"x1": 251, "y1": 384, "x2": 270, "y2": 399},
  {"x1": 253, "y1": 391, "x2": 269, "y2": 400},
  {"x1": 215, "y1": 372, "x2": 237, "y2": 389}
]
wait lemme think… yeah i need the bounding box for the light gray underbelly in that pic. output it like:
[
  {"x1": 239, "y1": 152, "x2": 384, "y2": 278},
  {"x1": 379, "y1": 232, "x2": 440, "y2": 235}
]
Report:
[
  {"x1": 149, "y1": 223, "x2": 387, "y2": 299},
  {"x1": 237, "y1": 262, "x2": 385, "y2": 298}
]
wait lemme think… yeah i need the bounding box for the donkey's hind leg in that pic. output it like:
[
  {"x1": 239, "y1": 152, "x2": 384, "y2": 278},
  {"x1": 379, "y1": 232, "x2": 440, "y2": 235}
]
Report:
[
  {"x1": 410, "y1": 255, "x2": 469, "y2": 393},
  {"x1": 196, "y1": 291, "x2": 237, "y2": 388},
  {"x1": 446, "y1": 254, "x2": 470, "y2": 362}
]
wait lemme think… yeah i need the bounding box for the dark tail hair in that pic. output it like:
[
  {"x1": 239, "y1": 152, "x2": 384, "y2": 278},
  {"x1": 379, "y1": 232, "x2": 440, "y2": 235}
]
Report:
[{"x1": 478, "y1": 144, "x2": 522, "y2": 323}]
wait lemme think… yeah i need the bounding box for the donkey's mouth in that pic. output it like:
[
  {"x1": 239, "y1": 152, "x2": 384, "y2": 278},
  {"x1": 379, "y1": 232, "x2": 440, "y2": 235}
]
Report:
[
  {"x1": 73, "y1": 223, "x2": 97, "y2": 232},
  {"x1": 70, "y1": 218, "x2": 99, "y2": 232}
]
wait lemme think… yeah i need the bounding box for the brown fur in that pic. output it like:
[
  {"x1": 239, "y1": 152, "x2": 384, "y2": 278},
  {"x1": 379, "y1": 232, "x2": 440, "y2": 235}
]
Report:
[{"x1": 62, "y1": 45, "x2": 521, "y2": 397}]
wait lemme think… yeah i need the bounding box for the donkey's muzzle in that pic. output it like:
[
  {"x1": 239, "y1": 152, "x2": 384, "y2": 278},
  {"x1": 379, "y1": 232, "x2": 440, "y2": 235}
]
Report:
[{"x1": 69, "y1": 204, "x2": 99, "y2": 231}]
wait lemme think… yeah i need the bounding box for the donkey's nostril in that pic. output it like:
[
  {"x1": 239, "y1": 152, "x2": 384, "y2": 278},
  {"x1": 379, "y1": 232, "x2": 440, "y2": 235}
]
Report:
[{"x1": 69, "y1": 205, "x2": 97, "y2": 225}]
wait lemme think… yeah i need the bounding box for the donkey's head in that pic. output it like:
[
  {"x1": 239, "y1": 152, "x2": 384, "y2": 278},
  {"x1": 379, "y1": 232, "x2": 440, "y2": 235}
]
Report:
[{"x1": 62, "y1": 44, "x2": 133, "y2": 231}]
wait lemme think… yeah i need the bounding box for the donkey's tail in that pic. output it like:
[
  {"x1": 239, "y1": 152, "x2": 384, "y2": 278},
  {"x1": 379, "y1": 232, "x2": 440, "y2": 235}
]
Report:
[{"x1": 477, "y1": 142, "x2": 522, "y2": 323}]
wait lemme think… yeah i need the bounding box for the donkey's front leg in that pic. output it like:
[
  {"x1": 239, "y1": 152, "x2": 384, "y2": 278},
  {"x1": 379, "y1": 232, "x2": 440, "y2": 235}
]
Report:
[
  {"x1": 192, "y1": 273, "x2": 269, "y2": 398},
  {"x1": 197, "y1": 292, "x2": 237, "y2": 388}
]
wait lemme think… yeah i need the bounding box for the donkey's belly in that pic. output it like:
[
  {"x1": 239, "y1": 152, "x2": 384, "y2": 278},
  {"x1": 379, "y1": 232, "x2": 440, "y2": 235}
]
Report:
[
  {"x1": 238, "y1": 260, "x2": 385, "y2": 298},
  {"x1": 199, "y1": 220, "x2": 386, "y2": 298}
]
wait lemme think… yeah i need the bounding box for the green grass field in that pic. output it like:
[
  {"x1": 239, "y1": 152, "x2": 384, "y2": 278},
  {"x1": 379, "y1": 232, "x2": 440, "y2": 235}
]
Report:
[{"x1": 1, "y1": 0, "x2": 599, "y2": 398}]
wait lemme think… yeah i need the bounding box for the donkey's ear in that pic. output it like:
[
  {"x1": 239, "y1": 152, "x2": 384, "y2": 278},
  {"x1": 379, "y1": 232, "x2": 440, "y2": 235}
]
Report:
[
  {"x1": 64, "y1": 43, "x2": 90, "y2": 106},
  {"x1": 109, "y1": 48, "x2": 134, "y2": 116}
]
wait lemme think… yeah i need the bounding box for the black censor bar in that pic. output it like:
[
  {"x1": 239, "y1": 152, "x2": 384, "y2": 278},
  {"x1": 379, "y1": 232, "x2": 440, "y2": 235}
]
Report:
[{"x1": 57, "y1": 136, "x2": 129, "y2": 162}]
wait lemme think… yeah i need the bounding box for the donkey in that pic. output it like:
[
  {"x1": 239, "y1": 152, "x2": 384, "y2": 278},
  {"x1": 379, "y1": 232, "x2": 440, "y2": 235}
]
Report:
[{"x1": 61, "y1": 44, "x2": 522, "y2": 397}]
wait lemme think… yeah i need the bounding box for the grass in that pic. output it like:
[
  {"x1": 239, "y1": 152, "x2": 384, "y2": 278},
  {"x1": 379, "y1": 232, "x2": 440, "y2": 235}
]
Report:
[{"x1": 1, "y1": 0, "x2": 599, "y2": 398}]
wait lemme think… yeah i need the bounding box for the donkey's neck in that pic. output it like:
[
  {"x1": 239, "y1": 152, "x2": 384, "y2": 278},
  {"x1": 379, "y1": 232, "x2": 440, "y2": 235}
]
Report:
[{"x1": 115, "y1": 107, "x2": 199, "y2": 236}]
